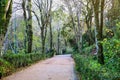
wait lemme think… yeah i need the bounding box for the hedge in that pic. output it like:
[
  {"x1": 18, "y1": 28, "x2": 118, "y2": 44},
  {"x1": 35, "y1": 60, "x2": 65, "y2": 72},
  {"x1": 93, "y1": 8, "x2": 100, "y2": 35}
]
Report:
[
  {"x1": 2, "y1": 53, "x2": 46, "y2": 68},
  {"x1": 0, "y1": 51, "x2": 53, "y2": 78},
  {"x1": 0, "y1": 58, "x2": 14, "y2": 79},
  {"x1": 73, "y1": 54, "x2": 120, "y2": 80}
]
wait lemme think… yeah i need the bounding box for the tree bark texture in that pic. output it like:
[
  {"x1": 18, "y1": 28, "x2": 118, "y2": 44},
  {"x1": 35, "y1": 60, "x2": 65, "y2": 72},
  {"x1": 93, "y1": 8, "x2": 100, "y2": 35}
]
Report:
[
  {"x1": 92, "y1": 0, "x2": 105, "y2": 64},
  {"x1": 0, "y1": 0, "x2": 12, "y2": 55},
  {"x1": 27, "y1": 0, "x2": 33, "y2": 53}
]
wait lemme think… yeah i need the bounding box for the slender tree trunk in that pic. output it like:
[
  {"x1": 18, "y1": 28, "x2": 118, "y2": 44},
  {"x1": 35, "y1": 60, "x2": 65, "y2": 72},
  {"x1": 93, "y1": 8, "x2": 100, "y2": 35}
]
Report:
[
  {"x1": 22, "y1": 0, "x2": 27, "y2": 53},
  {"x1": 64, "y1": 39, "x2": 67, "y2": 47},
  {"x1": 76, "y1": 12, "x2": 82, "y2": 53},
  {"x1": 27, "y1": 0, "x2": 33, "y2": 53},
  {"x1": 85, "y1": 15, "x2": 93, "y2": 45},
  {"x1": 70, "y1": 14, "x2": 78, "y2": 50},
  {"x1": 42, "y1": 38, "x2": 45, "y2": 54},
  {"x1": 49, "y1": 17, "x2": 53, "y2": 51},
  {"x1": 41, "y1": 26, "x2": 47, "y2": 54},
  {"x1": 57, "y1": 28, "x2": 60, "y2": 55},
  {"x1": 73, "y1": 0, "x2": 83, "y2": 53},
  {"x1": 98, "y1": 0, "x2": 104, "y2": 64},
  {"x1": 85, "y1": 2, "x2": 93, "y2": 46},
  {"x1": 41, "y1": 28, "x2": 44, "y2": 54},
  {"x1": 49, "y1": 0, "x2": 53, "y2": 50}
]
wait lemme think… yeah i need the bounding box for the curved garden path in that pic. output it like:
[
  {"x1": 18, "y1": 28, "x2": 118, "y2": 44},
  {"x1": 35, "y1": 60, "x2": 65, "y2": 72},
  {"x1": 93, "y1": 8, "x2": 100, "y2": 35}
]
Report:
[{"x1": 2, "y1": 54, "x2": 77, "y2": 80}]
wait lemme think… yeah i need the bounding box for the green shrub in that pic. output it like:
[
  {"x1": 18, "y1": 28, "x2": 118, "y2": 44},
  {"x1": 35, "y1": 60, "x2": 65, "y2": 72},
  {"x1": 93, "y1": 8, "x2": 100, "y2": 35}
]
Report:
[
  {"x1": 0, "y1": 52, "x2": 53, "y2": 78},
  {"x1": 102, "y1": 38, "x2": 120, "y2": 71},
  {"x1": 73, "y1": 54, "x2": 120, "y2": 80},
  {"x1": 2, "y1": 53, "x2": 45, "y2": 68},
  {"x1": 0, "y1": 58, "x2": 14, "y2": 78},
  {"x1": 82, "y1": 45, "x2": 95, "y2": 55},
  {"x1": 115, "y1": 22, "x2": 120, "y2": 39}
]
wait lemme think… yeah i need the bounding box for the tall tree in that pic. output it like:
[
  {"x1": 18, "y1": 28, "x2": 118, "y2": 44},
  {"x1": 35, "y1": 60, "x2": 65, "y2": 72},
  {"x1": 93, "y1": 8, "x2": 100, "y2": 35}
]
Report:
[
  {"x1": 91, "y1": 0, "x2": 105, "y2": 64},
  {"x1": 49, "y1": 0, "x2": 53, "y2": 51},
  {"x1": 22, "y1": 0, "x2": 27, "y2": 52},
  {"x1": 63, "y1": 0, "x2": 83, "y2": 52},
  {"x1": 73, "y1": 0, "x2": 83, "y2": 53},
  {"x1": 0, "y1": 0, "x2": 12, "y2": 55},
  {"x1": 33, "y1": 0, "x2": 53, "y2": 54},
  {"x1": 107, "y1": 0, "x2": 120, "y2": 29},
  {"x1": 27, "y1": 0, "x2": 33, "y2": 53},
  {"x1": 82, "y1": 0, "x2": 94, "y2": 45},
  {"x1": 22, "y1": 0, "x2": 33, "y2": 53},
  {"x1": 57, "y1": 27, "x2": 60, "y2": 55}
]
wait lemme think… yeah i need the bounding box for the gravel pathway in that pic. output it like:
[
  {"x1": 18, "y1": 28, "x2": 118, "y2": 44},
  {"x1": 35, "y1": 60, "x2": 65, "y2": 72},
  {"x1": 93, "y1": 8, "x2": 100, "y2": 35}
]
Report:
[{"x1": 2, "y1": 54, "x2": 77, "y2": 80}]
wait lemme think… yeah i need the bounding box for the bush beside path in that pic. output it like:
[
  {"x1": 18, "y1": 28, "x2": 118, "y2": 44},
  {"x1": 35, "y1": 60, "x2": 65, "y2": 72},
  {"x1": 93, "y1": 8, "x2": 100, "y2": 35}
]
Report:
[{"x1": 2, "y1": 54, "x2": 77, "y2": 80}]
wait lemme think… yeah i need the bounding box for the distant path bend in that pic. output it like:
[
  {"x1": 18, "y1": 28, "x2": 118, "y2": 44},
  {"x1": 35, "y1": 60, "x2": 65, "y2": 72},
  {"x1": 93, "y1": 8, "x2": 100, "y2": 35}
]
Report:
[{"x1": 2, "y1": 54, "x2": 77, "y2": 80}]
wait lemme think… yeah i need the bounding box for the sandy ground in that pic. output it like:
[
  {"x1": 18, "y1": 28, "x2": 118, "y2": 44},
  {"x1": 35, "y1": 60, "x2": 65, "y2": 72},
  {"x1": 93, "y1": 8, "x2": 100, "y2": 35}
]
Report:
[{"x1": 2, "y1": 54, "x2": 77, "y2": 80}]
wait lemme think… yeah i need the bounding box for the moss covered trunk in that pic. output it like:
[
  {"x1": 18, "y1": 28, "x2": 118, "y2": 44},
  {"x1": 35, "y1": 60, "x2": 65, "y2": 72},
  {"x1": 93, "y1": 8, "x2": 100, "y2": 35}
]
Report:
[
  {"x1": 27, "y1": 0, "x2": 33, "y2": 53},
  {"x1": 0, "y1": 0, "x2": 12, "y2": 55}
]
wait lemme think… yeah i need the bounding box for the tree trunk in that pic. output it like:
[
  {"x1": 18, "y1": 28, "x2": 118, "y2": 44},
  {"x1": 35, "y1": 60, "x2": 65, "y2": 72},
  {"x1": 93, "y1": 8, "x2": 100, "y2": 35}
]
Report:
[
  {"x1": 41, "y1": 28, "x2": 44, "y2": 54},
  {"x1": 27, "y1": 0, "x2": 33, "y2": 53},
  {"x1": 22, "y1": 0, "x2": 27, "y2": 53},
  {"x1": 76, "y1": 11, "x2": 82, "y2": 53},
  {"x1": 49, "y1": 18, "x2": 53, "y2": 51},
  {"x1": 85, "y1": 14, "x2": 93, "y2": 46},
  {"x1": 0, "y1": 0, "x2": 12, "y2": 55},
  {"x1": 41, "y1": 26, "x2": 47, "y2": 54},
  {"x1": 92, "y1": 0, "x2": 104, "y2": 64},
  {"x1": 49, "y1": 0, "x2": 53, "y2": 51},
  {"x1": 98, "y1": 0, "x2": 104, "y2": 64},
  {"x1": 57, "y1": 29, "x2": 60, "y2": 55},
  {"x1": 33, "y1": 0, "x2": 53, "y2": 54}
]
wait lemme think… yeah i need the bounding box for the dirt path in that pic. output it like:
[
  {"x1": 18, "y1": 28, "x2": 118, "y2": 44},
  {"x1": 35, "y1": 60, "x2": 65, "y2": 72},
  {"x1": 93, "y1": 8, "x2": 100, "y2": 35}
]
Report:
[{"x1": 2, "y1": 54, "x2": 77, "y2": 80}]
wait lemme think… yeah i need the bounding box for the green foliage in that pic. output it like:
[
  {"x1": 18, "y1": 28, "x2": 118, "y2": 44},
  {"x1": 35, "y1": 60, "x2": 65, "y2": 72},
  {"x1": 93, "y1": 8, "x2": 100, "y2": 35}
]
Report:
[
  {"x1": 46, "y1": 52, "x2": 54, "y2": 58},
  {"x1": 75, "y1": 24, "x2": 120, "y2": 80},
  {"x1": 73, "y1": 54, "x2": 120, "y2": 80},
  {"x1": 73, "y1": 54, "x2": 101, "y2": 80},
  {"x1": 104, "y1": 28, "x2": 114, "y2": 38},
  {"x1": 2, "y1": 53, "x2": 45, "y2": 68},
  {"x1": 61, "y1": 26, "x2": 74, "y2": 40},
  {"x1": 0, "y1": 0, "x2": 8, "y2": 6},
  {"x1": 102, "y1": 38, "x2": 120, "y2": 71},
  {"x1": 65, "y1": 47, "x2": 73, "y2": 54},
  {"x1": 115, "y1": 22, "x2": 120, "y2": 38},
  {"x1": 68, "y1": 38, "x2": 78, "y2": 52},
  {"x1": 101, "y1": 23, "x2": 120, "y2": 73},
  {"x1": 0, "y1": 58, "x2": 14, "y2": 78},
  {"x1": 82, "y1": 30, "x2": 95, "y2": 46},
  {"x1": 0, "y1": 0, "x2": 11, "y2": 34},
  {"x1": 0, "y1": 51, "x2": 53, "y2": 78},
  {"x1": 82, "y1": 44, "x2": 95, "y2": 55}
]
